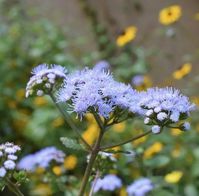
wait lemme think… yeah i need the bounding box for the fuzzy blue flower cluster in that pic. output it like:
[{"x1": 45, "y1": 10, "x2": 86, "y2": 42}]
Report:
[
  {"x1": 26, "y1": 64, "x2": 195, "y2": 133},
  {"x1": 127, "y1": 178, "x2": 154, "y2": 196},
  {"x1": 0, "y1": 142, "x2": 21, "y2": 178},
  {"x1": 93, "y1": 174, "x2": 122, "y2": 193},
  {"x1": 26, "y1": 64, "x2": 67, "y2": 97},
  {"x1": 140, "y1": 87, "x2": 195, "y2": 133},
  {"x1": 57, "y1": 67, "x2": 142, "y2": 118},
  {"x1": 17, "y1": 147, "x2": 65, "y2": 172}
]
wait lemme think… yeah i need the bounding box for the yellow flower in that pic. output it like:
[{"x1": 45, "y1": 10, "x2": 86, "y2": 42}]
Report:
[
  {"x1": 116, "y1": 26, "x2": 137, "y2": 47},
  {"x1": 172, "y1": 145, "x2": 181, "y2": 158},
  {"x1": 35, "y1": 167, "x2": 45, "y2": 174},
  {"x1": 52, "y1": 166, "x2": 62, "y2": 176},
  {"x1": 51, "y1": 117, "x2": 64, "y2": 127},
  {"x1": 170, "y1": 128, "x2": 182, "y2": 136},
  {"x1": 143, "y1": 142, "x2": 163, "y2": 159},
  {"x1": 32, "y1": 184, "x2": 52, "y2": 196},
  {"x1": 165, "y1": 171, "x2": 183, "y2": 183},
  {"x1": 113, "y1": 122, "x2": 126, "y2": 133},
  {"x1": 34, "y1": 97, "x2": 48, "y2": 106},
  {"x1": 173, "y1": 63, "x2": 192, "y2": 80},
  {"x1": 191, "y1": 96, "x2": 199, "y2": 106},
  {"x1": 159, "y1": 5, "x2": 182, "y2": 25},
  {"x1": 82, "y1": 123, "x2": 99, "y2": 145},
  {"x1": 119, "y1": 187, "x2": 127, "y2": 196},
  {"x1": 64, "y1": 155, "x2": 78, "y2": 170}
]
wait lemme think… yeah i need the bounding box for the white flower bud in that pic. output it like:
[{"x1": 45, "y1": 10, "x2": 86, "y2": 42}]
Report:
[
  {"x1": 36, "y1": 90, "x2": 44, "y2": 96},
  {"x1": 4, "y1": 160, "x2": 16, "y2": 170},
  {"x1": 152, "y1": 125, "x2": 161, "y2": 134},
  {"x1": 0, "y1": 167, "x2": 6, "y2": 177}
]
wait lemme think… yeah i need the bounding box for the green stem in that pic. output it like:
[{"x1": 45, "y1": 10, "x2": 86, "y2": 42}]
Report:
[
  {"x1": 49, "y1": 93, "x2": 91, "y2": 151},
  {"x1": 6, "y1": 178, "x2": 24, "y2": 196},
  {"x1": 100, "y1": 130, "x2": 152, "y2": 150},
  {"x1": 78, "y1": 117, "x2": 105, "y2": 196}
]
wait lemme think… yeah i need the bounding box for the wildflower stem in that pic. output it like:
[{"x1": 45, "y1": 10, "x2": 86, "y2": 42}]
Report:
[
  {"x1": 49, "y1": 93, "x2": 92, "y2": 151},
  {"x1": 6, "y1": 178, "x2": 24, "y2": 196},
  {"x1": 78, "y1": 115, "x2": 105, "y2": 196},
  {"x1": 100, "y1": 130, "x2": 152, "y2": 150},
  {"x1": 89, "y1": 170, "x2": 100, "y2": 196}
]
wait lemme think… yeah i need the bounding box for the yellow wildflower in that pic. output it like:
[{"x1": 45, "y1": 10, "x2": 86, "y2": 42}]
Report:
[
  {"x1": 116, "y1": 26, "x2": 137, "y2": 47},
  {"x1": 143, "y1": 142, "x2": 163, "y2": 159},
  {"x1": 165, "y1": 171, "x2": 183, "y2": 183},
  {"x1": 32, "y1": 184, "x2": 52, "y2": 196},
  {"x1": 133, "y1": 135, "x2": 147, "y2": 146},
  {"x1": 52, "y1": 166, "x2": 62, "y2": 176},
  {"x1": 82, "y1": 123, "x2": 99, "y2": 145},
  {"x1": 35, "y1": 167, "x2": 45, "y2": 174},
  {"x1": 119, "y1": 187, "x2": 127, "y2": 196},
  {"x1": 172, "y1": 145, "x2": 181, "y2": 158},
  {"x1": 171, "y1": 128, "x2": 182, "y2": 136},
  {"x1": 159, "y1": 5, "x2": 182, "y2": 25},
  {"x1": 64, "y1": 155, "x2": 78, "y2": 170},
  {"x1": 51, "y1": 117, "x2": 64, "y2": 127},
  {"x1": 113, "y1": 122, "x2": 126, "y2": 133},
  {"x1": 34, "y1": 97, "x2": 48, "y2": 106},
  {"x1": 191, "y1": 96, "x2": 199, "y2": 106},
  {"x1": 173, "y1": 63, "x2": 192, "y2": 80}
]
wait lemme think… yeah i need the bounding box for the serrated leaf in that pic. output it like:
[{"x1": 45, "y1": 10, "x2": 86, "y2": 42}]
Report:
[{"x1": 60, "y1": 137, "x2": 85, "y2": 151}]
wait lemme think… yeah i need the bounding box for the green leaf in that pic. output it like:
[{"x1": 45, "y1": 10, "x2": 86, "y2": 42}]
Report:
[{"x1": 60, "y1": 137, "x2": 85, "y2": 151}]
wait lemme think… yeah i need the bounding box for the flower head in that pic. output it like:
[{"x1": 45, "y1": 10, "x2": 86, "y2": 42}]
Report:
[
  {"x1": 18, "y1": 146, "x2": 65, "y2": 172},
  {"x1": 116, "y1": 26, "x2": 137, "y2": 47},
  {"x1": 57, "y1": 67, "x2": 141, "y2": 118},
  {"x1": 93, "y1": 60, "x2": 110, "y2": 72},
  {"x1": 93, "y1": 174, "x2": 122, "y2": 193},
  {"x1": 127, "y1": 178, "x2": 154, "y2": 196},
  {"x1": 139, "y1": 87, "x2": 195, "y2": 132},
  {"x1": 0, "y1": 142, "x2": 21, "y2": 178},
  {"x1": 159, "y1": 5, "x2": 182, "y2": 25},
  {"x1": 26, "y1": 64, "x2": 67, "y2": 98}
]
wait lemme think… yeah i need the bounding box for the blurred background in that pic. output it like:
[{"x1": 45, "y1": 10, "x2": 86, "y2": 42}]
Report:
[{"x1": 1, "y1": 0, "x2": 199, "y2": 195}]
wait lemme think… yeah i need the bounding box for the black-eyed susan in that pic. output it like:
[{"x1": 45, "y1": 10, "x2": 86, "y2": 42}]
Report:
[
  {"x1": 172, "y1": 63, "x2": 192, "y2": 80},
  {"x1": 159, "y1": 5, "x2": 182, "y2": 25},
  {"x1": 116, "y1": 26, "x2": 137, "y2": 47}
]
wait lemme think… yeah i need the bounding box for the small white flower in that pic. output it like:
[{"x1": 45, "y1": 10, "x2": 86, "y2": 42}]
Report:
[
  {"x1": 146, "y1": 109, "x2": 153, "y2": 117},
  {"x1": 49, "y1": 79, "x2": 55, "y2": 84},
  {"x1": 0, "y1": 151, "x2": 3, "y2": 157},
  {"x1": 157, "y1": 112, "x2": 167, "y2": 121},
  {"x1": 36, "y1": 78, "x2": 43, "y2": 84},
  {"x1": 144, "y1": 117, "x2": 150, "y2": 124},
  {"x1": 47, "y1": 73, "x2": 56, "y2": 79},
  {"x1": 36, "y1": 90, "x2": 44, "y2": 96},
  {"x1": 154, "y1": 107, "x2": 161, "y2": 113},
  {"x1": 182, "y1": 122, "x2": 190, "y2": 131},
  {"x1": 0, "y1": 167, "x2": 6, "y2": 177},
  {"x1": 45, "y1": 83, "x2": 51, "y2": 88},
  {"x1": 152, "y1": 125, "x2": 161, "y2": 134},
  {"x1": 5, "y1": 147, "x2": 17, "y2": 154},
  {"x1": 8, "y1": 154, "x2": 18, "y2": 160},
  {"x1": 4, "y1": 160, "x2": 16, "y2": 170}
]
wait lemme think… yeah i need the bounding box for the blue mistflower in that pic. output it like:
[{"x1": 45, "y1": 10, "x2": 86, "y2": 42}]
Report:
[
  {"x1": 127, "y1": 178, "x2": 154, "y2": 196},
  {"x1": 26, "y1": 64, "x2": 67, "y2": 97},
  {"x1": 93, "y1": 174, "x2": 122, "y2": 193},
  {"x1": 18, "y1": 147, "x2": 65, "y2": 172},
  {"x1": 139, "y1": 87, "x2": 195, "y2": 131},
  {"x1": 57, "y1": 67, "x2": 142, "y2": 118}
]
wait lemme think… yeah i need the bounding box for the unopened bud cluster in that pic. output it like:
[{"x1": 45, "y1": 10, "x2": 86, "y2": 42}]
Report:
[
  {"x1": 26, "y1": 64, "x2": 67, "y2": 98},
  {"x1": 0, "y1": 142, "x2": 21, "y2": 178}
]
